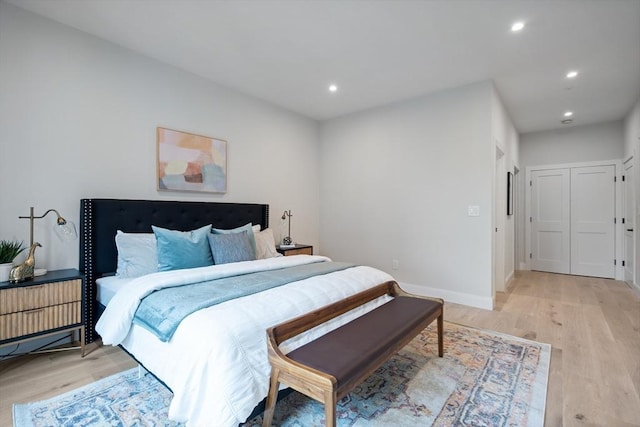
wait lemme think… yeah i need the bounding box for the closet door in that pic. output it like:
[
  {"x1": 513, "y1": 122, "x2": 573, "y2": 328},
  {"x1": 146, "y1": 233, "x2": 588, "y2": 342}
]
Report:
[
  {"x1": 570, "y1": 165, "x2": 615, "y2": 278},
  {"x1": 531, "y1": 169, "x2": 570, "y2": 274}
]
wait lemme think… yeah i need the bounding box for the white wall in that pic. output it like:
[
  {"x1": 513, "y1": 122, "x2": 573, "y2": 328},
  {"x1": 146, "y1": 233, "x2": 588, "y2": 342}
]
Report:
[
  {"x1": 320, "y1": 81, "x2": 495, "y2": 309},
  {"x1": 491, "y1": 86, "x2": 520, "y2": 290},
  {"x1": 517, "y1": 121, "x2": 625, "y2": 268},
  {"x1": 520, "y1": 121, "x2": 624, "y2": 167},
  {"x1": 0, "y1": 2, "x2": 321, "y2": 271},
  {"x1": 623, "y1": 100, "x2": 640, "y2": 160},
  {"x1": 624, "y1": 99, "x2": 640, "y2": 290}
]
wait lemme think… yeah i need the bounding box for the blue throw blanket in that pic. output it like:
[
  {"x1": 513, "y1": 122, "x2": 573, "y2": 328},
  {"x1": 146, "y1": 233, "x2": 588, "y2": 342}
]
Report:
[{"x1": 133, "y1": 261, "x2": 355, "y2": 341}]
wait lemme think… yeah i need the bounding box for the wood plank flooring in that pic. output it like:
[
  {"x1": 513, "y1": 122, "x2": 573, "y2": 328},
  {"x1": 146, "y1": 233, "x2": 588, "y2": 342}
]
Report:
[{"x1": 1, "y1": 270, "x2": 639, "y2": 426}]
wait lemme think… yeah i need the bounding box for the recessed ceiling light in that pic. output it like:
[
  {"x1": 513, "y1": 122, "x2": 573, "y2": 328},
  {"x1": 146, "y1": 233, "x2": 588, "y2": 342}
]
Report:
[
  {"x1": 566, "y1": 71, "x2": 578, "y2": 78},
  {"x1": 564, "y1": 111, "x2": 573, "y2": 117},
  {"x1": 511, "y1": 21, "x2": 525, "y2": 32},
  {"x1": 329, "y1": 84, "x2": 338, "y2": 93}
]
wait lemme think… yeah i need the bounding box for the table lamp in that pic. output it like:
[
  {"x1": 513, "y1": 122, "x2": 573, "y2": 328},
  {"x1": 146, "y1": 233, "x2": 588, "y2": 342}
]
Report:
[
  {"x1": 12, "y1": 207, "x2": 78, "y2": 281},
  {"x1": 281, "y1": 210, "x2": 293, "y2": 245}
]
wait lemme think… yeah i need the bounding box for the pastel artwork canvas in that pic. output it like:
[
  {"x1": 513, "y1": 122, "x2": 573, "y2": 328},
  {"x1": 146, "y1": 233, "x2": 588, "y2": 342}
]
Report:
[{"x1": 157, "y1": 127, "x2": 227, "y2": 193}]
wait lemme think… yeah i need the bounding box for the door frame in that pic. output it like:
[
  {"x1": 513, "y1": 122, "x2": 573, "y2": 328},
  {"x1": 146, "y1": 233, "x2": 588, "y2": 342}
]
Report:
[
  {"x1": 525, "y1": 159, "x2": 623, "y2": 280},
  {"x1": 623, "y1": 155, "x2": 635, "y2": 285},
  {"x1": 513, "y1": 166, "x2": 520, "y2": 280},
  {"x1": 493, "y1": 145, "x2": 506, "y2": 296}
]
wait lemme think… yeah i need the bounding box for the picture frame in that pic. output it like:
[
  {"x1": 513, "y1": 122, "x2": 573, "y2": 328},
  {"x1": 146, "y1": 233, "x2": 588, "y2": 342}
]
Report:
[
  {"x1": 157, "y1": 127, "x2": 227, "y2": 194},
  {"x1": 507, "y1": 171, "x2": 513, "y2": 216}
]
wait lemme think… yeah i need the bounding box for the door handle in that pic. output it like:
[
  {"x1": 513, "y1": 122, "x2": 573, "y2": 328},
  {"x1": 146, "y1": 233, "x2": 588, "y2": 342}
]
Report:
[{"x1": 627, "y1": 228, "x2": 634, "y2": 232}]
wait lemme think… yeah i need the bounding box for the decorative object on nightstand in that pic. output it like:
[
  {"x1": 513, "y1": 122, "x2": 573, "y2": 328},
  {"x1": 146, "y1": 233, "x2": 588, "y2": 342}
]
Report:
[
  {"x1": 0, "y1": 269, "x2": 86, "y2": 357},
  {"x1": 13, "y1": 207, "x2": 78, "y2": 280},
  {"x1": 0, "y1": 240, "x2": 25, "y2": 282},
  {"x1": 281, "y1": 209, "x2": 293, "y2": 246},
  {"x1": 9, "y1": 242, "x2": 41, "y2": 283},
  {"x1": 276, "y1": 243, "x2": 313, "y2": 256}
]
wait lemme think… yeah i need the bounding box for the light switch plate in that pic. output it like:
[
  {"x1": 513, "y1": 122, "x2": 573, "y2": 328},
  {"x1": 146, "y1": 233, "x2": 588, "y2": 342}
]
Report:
[{"x1": 468, "y1": 205, "x2": 480, "y2": 216}]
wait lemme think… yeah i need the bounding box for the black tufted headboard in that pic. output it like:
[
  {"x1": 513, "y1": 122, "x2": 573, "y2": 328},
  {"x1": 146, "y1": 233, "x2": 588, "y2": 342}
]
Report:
[{"x1": 79, "y1": 198, "x2": 269, "y2": 344}]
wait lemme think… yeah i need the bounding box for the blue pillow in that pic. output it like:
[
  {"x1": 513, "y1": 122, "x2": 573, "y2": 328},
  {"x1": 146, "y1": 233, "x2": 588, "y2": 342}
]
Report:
[
  {"x1": 212, "y1": 223, "x2": 257, "y2": 257},
  {"x1": 152, "y1": 224, "x2": 213, "y2": 271},
  {"x1": 207, "y1": 231, "x2": 256, "y2": 265}
]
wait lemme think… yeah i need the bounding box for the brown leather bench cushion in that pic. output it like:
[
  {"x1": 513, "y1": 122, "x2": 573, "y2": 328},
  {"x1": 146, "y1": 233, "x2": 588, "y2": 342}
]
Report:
[{"x1": 285, "y1": 296, "x2": 441, "y2": 389}]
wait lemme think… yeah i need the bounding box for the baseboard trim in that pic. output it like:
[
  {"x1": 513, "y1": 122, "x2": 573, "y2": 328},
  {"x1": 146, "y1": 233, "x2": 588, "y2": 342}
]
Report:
[
  {"x1": 398, "y1": 281, "x2": 494, "y2": 310},
  {"x1": 505, "y1": 271, "x2": 515, "y2": 291}
]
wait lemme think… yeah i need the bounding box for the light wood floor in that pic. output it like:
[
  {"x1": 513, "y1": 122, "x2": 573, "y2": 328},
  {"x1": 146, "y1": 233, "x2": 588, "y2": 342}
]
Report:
[{"x1": 1, "y1": 271, "x2": 639, "y2": 426}]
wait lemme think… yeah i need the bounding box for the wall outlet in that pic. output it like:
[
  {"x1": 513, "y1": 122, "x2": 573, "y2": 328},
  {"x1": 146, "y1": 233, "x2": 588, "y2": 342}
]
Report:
[
  {"x1": 468, "y1": 205, "x2": 480, "y2": 216},
  {"x1": 392, "y1": 259, "x2": 399, "y2": 270}
]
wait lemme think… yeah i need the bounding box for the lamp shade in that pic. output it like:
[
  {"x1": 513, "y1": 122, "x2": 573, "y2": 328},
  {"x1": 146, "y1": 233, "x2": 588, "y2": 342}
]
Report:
[{"x1": 54, "y1": 219, "x2": 77, "y2": 242}]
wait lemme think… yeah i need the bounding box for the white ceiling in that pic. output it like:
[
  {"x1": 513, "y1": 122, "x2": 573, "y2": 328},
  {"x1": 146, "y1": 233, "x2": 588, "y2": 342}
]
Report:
[{"x1": 7, "y1": 0, "x2": 640, "y2": 133}]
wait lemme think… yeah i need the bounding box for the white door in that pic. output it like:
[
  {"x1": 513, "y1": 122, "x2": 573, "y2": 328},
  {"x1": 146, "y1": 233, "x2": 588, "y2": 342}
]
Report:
[
  {"x1": 624, "y1": 159, "x2": 634, "y2": 283},
  {"x1": 570, "y1": 165, "x2": 616, "y2": 278},
  {"x1": 531, "y1": 169, "x2": 570, "y2": 274}
]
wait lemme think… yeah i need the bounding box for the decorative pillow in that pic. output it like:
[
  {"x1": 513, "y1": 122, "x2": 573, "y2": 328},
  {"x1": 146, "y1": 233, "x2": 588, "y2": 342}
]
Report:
[
  {"x1": 212, "y1": 223, "x2": 257, "y2": 258},
  {"x1": 152, "y1": 224, "x2": 213, "y2": 271},
  {"x1": 254, "y1": 228, "x2": 281, "y2": 259},
  {"x1": 115, "y1": 231, "x2": 158, "y2": 278},
  {"x1": 207, "y1": 231, "x2": 256, "y2": 265}
]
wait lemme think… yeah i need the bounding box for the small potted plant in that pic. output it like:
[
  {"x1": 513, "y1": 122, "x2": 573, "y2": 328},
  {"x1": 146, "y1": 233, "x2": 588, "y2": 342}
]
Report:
[{"x1": 0, "y1": 240, "x2": 25, "y2": 282}]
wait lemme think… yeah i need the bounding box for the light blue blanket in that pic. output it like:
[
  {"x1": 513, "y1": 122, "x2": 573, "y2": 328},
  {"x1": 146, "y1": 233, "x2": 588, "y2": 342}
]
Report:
[{"x1": 132, "y1": 261, "x2": 355, "y2": 342}]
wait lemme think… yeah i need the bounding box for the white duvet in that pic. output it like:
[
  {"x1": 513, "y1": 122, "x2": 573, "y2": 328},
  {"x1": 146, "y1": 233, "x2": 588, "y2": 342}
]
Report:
[{"x1": 96, "y1": 255, "x2": 394, "y2": 427}]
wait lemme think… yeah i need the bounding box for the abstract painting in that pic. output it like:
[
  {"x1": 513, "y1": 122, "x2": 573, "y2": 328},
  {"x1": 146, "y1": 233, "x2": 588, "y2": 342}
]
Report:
[{"x1": 157, "y1": 127, "x2": 227, "y2": 193}]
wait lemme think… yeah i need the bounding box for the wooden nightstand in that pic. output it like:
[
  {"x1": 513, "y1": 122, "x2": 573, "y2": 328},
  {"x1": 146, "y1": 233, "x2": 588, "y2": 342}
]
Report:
[
  {"x1": 0, "y1": 269, "x2": 85, "y2": 357},
  {"x1": 276, "y1": 244, "x2": 313, "y2": 256}
]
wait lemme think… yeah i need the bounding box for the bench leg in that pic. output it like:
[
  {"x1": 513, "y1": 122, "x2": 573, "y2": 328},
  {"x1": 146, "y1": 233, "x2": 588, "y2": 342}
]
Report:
[
  {"x1": 262, "y1": 368, "x2": 280, "y2": 427},
  {"x1": 324, "y1": 390, "x2": 337, "y2": 427},
  {"x1": 437, "y1": 313, "x2": 444, "y2": 357}
]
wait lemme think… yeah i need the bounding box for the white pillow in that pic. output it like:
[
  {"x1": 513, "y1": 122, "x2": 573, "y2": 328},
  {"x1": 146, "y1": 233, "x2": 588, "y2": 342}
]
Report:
[
  {"x1": 115, "y1": 231, "x2": 158, "y2": 278},
  {"x1": 254, "y1": 228, "x2": 281, "y2": 259}
]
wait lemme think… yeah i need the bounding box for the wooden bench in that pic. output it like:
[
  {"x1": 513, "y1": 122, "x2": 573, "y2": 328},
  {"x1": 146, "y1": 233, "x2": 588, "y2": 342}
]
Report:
[{"x1": 262, "y1": 281, "x2": 444, "y2": 427}]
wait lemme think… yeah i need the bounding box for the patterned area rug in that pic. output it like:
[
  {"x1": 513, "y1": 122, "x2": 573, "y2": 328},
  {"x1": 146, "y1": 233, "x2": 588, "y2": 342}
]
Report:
[{"x1": 13, "y1": 322, "x2": 550, "y2": 427}]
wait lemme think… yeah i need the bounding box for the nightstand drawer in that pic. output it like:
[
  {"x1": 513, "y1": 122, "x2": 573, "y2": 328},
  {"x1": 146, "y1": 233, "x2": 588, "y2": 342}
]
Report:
[
  {"x1": 0, "y1": 279, "x2": 82, "y2": 315},
  {"x1": 0, "y1": 301, "x2": 81, "y2": 340},
  {"x1": 276, "y1": 244, "x2": 313, "y2": 256},
  {"x1": 282, "y1": 247, "x2": 313, "y2": 256}
]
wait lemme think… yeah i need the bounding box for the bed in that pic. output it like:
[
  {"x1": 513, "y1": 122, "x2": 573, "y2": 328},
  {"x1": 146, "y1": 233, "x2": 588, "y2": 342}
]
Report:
[{"x1": 80, "y1": 198, "x2": 395, "y2": 427}]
